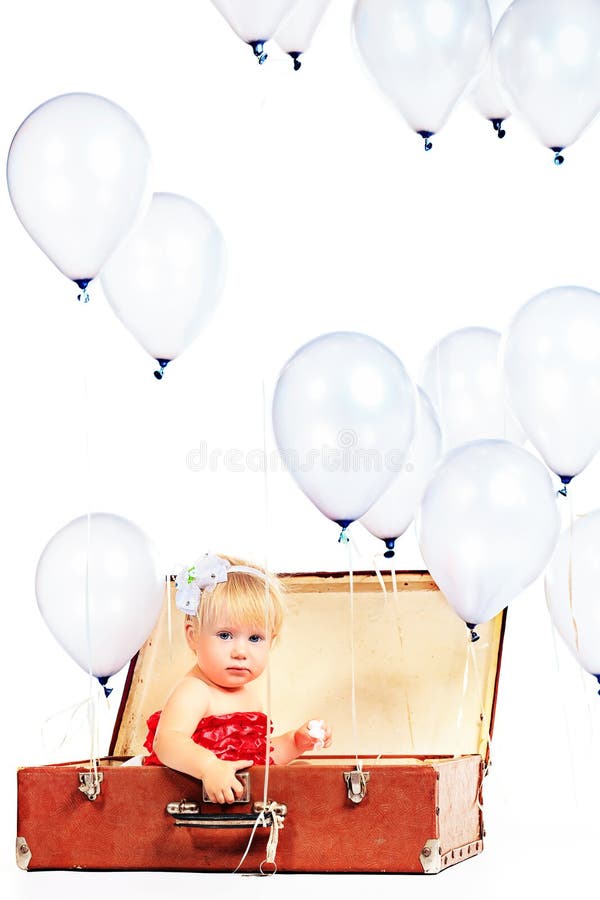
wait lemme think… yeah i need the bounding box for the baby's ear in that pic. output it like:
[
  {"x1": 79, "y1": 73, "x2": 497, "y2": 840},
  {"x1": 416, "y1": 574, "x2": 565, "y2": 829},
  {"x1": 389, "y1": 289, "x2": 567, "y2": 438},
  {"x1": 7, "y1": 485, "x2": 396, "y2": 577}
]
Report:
[{"x1": 184, "y1": 618, "x2": 199, "y2": 649}]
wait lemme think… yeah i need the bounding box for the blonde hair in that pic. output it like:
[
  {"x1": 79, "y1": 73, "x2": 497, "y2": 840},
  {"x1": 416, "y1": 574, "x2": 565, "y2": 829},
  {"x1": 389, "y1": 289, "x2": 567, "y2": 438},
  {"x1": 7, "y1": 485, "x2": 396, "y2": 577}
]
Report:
[{"x1": 185, "y1": 555, "x2": 285, "y2": 640}]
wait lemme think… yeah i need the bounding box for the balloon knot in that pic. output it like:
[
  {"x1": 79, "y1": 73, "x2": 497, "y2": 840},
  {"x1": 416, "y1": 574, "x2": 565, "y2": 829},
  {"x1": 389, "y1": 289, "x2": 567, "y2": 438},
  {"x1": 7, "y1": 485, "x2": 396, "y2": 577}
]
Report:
[
  {"x1": 595, "y1": 675, "x2": 600, "y2": 696},
  {"x1": 557, "y1": 474, "x2": 572, "y2": 497},
  {"x1": 336, "y1": 520, "x2": 352, "y2": 544},
  {"x1": 250, "y1": 41, "x2": 268, "y2": 64},
  {"x1": 75, "y1": 278, "x2": 92, "y2": 304},
  {"x1": 417, "y1": 131, "x2": 434, "y2": 152},
  {"x1": 491, "y1": 119, "x2": 506, "y2": 139},
  {"x1": 383, "y1": 539, "x2": 396, "y2": 559},
  {"x1": 552, "y1": 148, "x2": 565, "y2": 166},
  {"x1": 466, "y1": 622, "x2": 480, "y2": 642},
  {"x1": 97, "y1": 676, "x2": 113, "y2": 699},
  {"x1": 154, "y1": 358, "x2": 171, "y2": 381},
  {"x1": 290, "y1": 52, "x2": 302, "y2": 71}
]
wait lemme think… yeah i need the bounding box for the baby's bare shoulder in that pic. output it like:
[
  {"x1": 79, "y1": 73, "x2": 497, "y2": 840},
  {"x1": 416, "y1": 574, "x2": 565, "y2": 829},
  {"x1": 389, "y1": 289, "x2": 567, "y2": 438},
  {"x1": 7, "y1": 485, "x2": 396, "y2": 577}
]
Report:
[
  {"x1": 167, "y1": 674, "x2": 210, "y2": 703},
  {"x1": 161, "y1": 674, "x2": 210, "y2": 719}
]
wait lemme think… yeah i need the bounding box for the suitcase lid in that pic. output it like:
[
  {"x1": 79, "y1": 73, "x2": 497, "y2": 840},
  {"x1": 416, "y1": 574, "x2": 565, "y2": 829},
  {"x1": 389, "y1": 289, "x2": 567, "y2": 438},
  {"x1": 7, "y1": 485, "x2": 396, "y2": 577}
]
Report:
[{"x1": 111, "y1": 571, "x2": 505, "y2": 761}]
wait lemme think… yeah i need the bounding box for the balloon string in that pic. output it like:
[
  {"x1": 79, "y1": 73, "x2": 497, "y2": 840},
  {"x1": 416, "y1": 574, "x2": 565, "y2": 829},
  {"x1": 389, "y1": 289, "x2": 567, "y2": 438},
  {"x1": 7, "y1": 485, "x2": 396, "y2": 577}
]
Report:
[
  {"x1": 467, "y1": 639, "x2": 492, "y2": 771},
  {"x1": 41, "y1": 682, "x2": 110, "y2": 758},
  {"x1": 229, "y1": 321, "x2": 275, "y2": 880},
  {"x1": 455, "y1": 637, "x2": 470, "y2": 746},
  {"x1": 370, "y1": 554, "x2": 388, "y2": 768},
  {"x1": 371, "y1": 558, "x2": 415, "y2": 754},
  {"x1": 41, "y1": 696, "x2": 95, "y2": 751},
  {"x1": 567, "y1": 487, "x2": 580, "y2": 653},
  {"x1": 577, "y1": 664, "x2": 596, "y2": 772},
  {"x1": 81, "y1": 302, "x2": 99, "y2": 775},
  {"x1": 347, "y1": 537, "x2": 360, "y2": 769},
  {"x1": 166, "y1": 575, "x2": 173, "y2": 666},
  {"x1": 261, "y1": 377, "x2": 272, "y2": 809},
  {"x1": 547, "y1": 600, "x2": 581, "y2": 814},
  {"x1": 372, "y1": 555, "x2": 387, "y2": 600},
  {"x1": 390, "y1": 562, "x2": 416, "y2": 752},
  {"x1": 391, "y1": 565, "x2": 398, "y2": 602}
]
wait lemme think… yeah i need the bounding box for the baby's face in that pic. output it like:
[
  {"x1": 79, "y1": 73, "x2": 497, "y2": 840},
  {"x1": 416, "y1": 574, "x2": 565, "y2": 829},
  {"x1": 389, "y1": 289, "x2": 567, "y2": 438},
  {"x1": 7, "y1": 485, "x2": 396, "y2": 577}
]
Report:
[{"x1": 188, "y1": 620, "x2": 270, "y2": 689}]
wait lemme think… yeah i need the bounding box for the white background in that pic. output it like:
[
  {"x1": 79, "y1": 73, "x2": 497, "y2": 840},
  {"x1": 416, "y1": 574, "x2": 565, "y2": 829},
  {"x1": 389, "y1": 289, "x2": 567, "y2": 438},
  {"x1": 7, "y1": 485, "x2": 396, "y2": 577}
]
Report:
[{"x1": 2, "y1": 1, "x2": 600, "y2": 897}]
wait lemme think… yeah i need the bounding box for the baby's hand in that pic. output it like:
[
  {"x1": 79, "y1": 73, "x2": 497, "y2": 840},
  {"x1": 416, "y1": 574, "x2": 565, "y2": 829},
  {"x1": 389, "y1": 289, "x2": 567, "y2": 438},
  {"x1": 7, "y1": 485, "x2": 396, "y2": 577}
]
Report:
[
  {"x1": 201, "y1": 757, "x2": 254, "y2": 804},
  {"x1": 294, "y1": 719, "x2": 333, "y2": 753}
]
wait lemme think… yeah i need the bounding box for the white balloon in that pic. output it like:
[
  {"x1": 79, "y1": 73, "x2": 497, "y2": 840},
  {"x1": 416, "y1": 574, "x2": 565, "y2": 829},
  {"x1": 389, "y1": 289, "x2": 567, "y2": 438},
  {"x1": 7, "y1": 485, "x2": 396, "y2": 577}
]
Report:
[
  {"x1": 545, "y1": 511, "x2": 600, "y2": 679},
  {"x1": 211, "y1": 0, "x2": 298, "y2": 60},
  {"x1": 100, "y1": 193, "x2": 227, "y2": 376},
  {"x1": 272, "y1": 332, "x2": 416, "y2": 528},
  {"x1": 417, "y1": 440, "x2": 560, "y2": 627},
  {"x1": 276, "y1": 0, "x2": 331, "y2": 69},
  {"x1": 420, "y1": 327, "x2": 526, "y2": 452},
  {"x1": 35, "y1": 513, "x2": 163, "y2": 681},
  {"x1": 352, "y1": 0, "x2": 491, "y2": 143},
  {"x1": 470, "y1": 61, "x2": 511, "y2": 126},
  {"x1": 361, "y1": 388, "x2": 441, "y2": 553},
  {"x1": 470, "y1": 0, "x2": 513, "y2": 132},
  {"x1": 502, "y1": 286, "x2": 600, "y2": 482},
  {"x1": 492, "y1": 0, "x2": 600, "y2": 155},
  {"x1": 7, "y1": 93, "x2": 151, "y2": 289}
]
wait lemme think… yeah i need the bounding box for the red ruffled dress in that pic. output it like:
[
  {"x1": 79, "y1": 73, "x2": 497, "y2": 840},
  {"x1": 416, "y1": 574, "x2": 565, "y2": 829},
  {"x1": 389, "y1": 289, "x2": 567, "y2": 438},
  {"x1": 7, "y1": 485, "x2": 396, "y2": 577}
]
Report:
[{"x1": 142, "y1": 710, "x2": 274, "y2": 766}]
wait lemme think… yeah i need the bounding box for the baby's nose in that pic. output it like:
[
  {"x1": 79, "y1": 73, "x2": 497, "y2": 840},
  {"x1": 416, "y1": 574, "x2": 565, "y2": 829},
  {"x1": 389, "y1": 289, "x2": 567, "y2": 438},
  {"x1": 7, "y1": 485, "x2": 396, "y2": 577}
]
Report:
[{"x1": 231, "y1": 640, "x2": 247, "y2": 657}]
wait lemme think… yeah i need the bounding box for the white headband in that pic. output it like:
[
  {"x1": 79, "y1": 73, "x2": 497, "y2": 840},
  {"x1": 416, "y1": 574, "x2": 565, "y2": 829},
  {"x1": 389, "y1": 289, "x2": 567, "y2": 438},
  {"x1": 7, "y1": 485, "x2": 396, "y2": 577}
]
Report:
[{"x1": 175, "y1": 553, "x2": 269, "y2": 615}]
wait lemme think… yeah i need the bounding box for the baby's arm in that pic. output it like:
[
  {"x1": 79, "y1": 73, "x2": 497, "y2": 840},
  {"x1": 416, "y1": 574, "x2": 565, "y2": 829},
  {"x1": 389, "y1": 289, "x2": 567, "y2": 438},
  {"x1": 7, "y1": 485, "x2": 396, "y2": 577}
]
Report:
[
  {"x1": 153, "y1": 679, "x2": 254, "y2": 803},
  {"x1": 270, "y1": 719, "x2": 333, "y2": 765}
]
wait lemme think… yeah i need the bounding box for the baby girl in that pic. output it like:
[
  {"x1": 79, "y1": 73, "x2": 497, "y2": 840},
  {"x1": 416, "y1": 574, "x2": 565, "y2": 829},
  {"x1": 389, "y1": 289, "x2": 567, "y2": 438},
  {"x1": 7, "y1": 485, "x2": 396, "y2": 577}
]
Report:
[{"x1": 142, "y1": 554, "x2": 332, "y2": 803}]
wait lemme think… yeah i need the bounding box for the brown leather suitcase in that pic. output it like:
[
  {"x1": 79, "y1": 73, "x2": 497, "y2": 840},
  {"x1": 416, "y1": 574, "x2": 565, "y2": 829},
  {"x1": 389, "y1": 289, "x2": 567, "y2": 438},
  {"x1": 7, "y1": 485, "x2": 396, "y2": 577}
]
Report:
[{"x1": 16, "y1": 571, "x2": 505, "y2": 874}]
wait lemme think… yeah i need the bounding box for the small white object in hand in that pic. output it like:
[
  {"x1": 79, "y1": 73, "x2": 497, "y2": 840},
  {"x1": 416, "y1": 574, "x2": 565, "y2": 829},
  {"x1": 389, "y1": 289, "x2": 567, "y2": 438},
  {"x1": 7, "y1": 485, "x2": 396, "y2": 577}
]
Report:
[{"x1": 308, "y1": 719, "x2": 326, "y2": 750}]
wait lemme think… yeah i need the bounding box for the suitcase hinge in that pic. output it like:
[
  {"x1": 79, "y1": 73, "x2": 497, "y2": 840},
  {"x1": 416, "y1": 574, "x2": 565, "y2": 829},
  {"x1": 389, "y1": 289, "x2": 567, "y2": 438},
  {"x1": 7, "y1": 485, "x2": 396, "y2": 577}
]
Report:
[
  {"x1": 343, "y1": 766, "x2": 370, "y2": 804},
  {"x1": 78, "y1": 771, "x2": 103, "y2": 801}
]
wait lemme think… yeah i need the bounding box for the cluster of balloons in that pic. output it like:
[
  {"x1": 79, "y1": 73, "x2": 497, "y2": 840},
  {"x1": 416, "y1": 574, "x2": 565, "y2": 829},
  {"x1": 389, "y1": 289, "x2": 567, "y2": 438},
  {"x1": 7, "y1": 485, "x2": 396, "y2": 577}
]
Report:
[
  {"x1": 274, "y1": 286, "x2": 600, "y2": 687},
  {"x1": 352, "y1": 0, "x2": 600, "y2": 162},
  {"x1": 12, "y1": 96, "x2": 225, "y2": 697},
  {"x1": 22, "y1": 4, "x2": 600, "y2": 701},
  {"x1": 35, "y1": 514, "x2": 164, "y2": 696},
  {"x1": 7, "y1": 93, "x2": 226, "y2": 379},
  {"x1": 210, "y1": 0, "x2": 331, "y2": 69}
]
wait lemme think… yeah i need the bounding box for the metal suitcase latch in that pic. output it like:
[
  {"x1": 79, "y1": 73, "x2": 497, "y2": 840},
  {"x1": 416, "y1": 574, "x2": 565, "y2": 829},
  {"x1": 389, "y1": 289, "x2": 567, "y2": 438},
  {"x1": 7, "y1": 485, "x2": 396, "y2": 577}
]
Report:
[
  {"x1": 78, "y1": 771, "x2": 103, "y2": 801},
  {"x1": 343, "y1": 767, "x2": 370, "y2": 803}
]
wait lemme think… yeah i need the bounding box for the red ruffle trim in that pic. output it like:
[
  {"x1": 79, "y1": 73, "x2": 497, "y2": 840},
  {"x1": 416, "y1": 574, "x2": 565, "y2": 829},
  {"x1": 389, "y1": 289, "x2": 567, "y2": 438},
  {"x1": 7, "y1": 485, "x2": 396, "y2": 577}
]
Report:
[{"x1": 142, "y1": 710, "x2": 273, "y2": 766}]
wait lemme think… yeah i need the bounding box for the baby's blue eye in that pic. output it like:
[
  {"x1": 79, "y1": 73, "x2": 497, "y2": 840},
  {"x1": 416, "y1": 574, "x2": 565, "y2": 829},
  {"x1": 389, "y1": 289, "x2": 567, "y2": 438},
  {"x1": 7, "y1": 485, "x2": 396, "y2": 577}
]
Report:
[
  {"x1": 217, "y1": 631, "x2": 232, "y2": 640},
  {"x1": 248, "y1": 634, "x2": 264, "y2": 643}
]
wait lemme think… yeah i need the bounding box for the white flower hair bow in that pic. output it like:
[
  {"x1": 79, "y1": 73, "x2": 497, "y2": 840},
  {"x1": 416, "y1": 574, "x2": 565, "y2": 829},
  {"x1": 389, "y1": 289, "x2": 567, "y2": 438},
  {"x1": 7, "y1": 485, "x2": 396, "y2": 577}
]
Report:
[{"x1": 175, "y1": 553, "x2": 268, "y2": 615}]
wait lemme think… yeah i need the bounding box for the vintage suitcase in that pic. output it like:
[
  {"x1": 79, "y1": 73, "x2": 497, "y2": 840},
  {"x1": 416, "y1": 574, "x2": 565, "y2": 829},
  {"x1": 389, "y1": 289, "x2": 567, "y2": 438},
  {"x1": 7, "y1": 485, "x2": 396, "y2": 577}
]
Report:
[{"x1": 17, "y1": 570, "x2": 505, "y2": 874}]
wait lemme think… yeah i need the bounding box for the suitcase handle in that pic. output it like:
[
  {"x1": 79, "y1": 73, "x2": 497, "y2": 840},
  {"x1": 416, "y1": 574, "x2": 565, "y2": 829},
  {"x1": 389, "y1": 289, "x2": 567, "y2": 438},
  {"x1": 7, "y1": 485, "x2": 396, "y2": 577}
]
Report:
[{"x1": 166, "y1": 799, "x2": 287, "y2": 829}]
